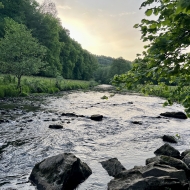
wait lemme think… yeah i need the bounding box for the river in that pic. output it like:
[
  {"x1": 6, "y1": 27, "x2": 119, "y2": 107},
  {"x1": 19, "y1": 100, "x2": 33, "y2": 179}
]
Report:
[{"x1": 0, "y1": 90, "x2": 190, "y2": 190}]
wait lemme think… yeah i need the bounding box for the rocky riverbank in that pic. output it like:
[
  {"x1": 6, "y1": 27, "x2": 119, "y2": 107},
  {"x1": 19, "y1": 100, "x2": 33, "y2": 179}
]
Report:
[{"x1": 1, "y1": 91, "x2": 190, "y2": 189}]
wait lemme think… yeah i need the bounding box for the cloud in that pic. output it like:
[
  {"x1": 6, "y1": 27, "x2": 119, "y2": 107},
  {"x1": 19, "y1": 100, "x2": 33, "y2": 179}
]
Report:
[
  {"x1": 119, "y1": 12, "x2": 136, "y2": 16},
  {"x1": 57, "y1": 5, "x2": 71, "y2": 10}
]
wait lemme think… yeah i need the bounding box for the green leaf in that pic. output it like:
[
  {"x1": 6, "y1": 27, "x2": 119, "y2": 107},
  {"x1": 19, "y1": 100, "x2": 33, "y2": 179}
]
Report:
[
  {"x1": 145, "y1": 9, "x2": 153, "y2": 16},
  {"x1": 133, "y1": 24, "x2": 139, "y2": 28}
]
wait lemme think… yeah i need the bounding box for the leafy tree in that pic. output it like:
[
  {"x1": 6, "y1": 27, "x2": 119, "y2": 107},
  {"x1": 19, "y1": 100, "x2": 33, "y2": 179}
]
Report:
[
  {"x1": 113, "y1": 0, "x2": 190, "y2": 115},
  {"x1": 0, "y1": 2, "x2": 3, "y2": 9},
  {"x1": 0, "y1": 18, "x2": 47, "y2": 93},
  {"x1": 109, "y1": 57, "x2": 131, "y2": 78}
]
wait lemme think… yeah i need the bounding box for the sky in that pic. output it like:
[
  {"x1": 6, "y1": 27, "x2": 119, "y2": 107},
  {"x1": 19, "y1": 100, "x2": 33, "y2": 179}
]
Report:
[{"x1": 36, "y1": 0, "x2": 146, "y2": 61}]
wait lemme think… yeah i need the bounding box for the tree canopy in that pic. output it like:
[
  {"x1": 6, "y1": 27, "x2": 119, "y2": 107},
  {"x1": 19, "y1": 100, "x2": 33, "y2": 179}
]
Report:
[
  {"x1": 0, "y1": 0, "x2": 98, "y2": 81},
  {"x1": 0, "y1": 18, "x2": 47, "y2": 92},
  {"x1": 113, "y1": 0, "x2": 190, "y2": 115}
]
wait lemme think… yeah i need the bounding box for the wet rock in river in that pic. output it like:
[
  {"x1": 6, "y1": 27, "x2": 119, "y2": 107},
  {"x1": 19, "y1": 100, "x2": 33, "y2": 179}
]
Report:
[
  {"x1": 181, "y1": 149, "x2": 190, "y2": 159},
  {"x1": 160, "y1": 111, "x2": 187, "y2": 119},
  {"x1": 90, "y1": 114, "x2": 103, "y2": 121},
  {"x1": 100, "y1": 158, "x2": 126, "y2": 177},
  {"x1": 29, "y1": 153, "x2": 92, "y2": 190},
  {"x1": 154, "y1": 143, "x2": 181, "y2": 159},
  {"x1": 61, "y1": 112, "x2": 78, "y2": 117},
  {"x1": 107, "y1": 166, "x2": 188, "y2": 190},
  {"x1": 182, "y1": 154, "x2": 190, "y2": 168},
  {"x1": 131, "y1": 121, "x2": 142, "y2": 125},
  {"x1": 162, "y1": 135, "x2": 177, "y2": 143},
  {"x1": 146, "y1": 155, "x2": 189, "y2": 173},
  {"x1": 49, "y1": 124, "x2": 63, "y2": 129}
]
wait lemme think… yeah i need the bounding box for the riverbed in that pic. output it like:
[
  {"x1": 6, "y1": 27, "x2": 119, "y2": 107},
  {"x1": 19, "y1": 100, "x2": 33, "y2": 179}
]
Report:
[{"x1": 0, "y1": 91, "x2": 190, "y2": 190}]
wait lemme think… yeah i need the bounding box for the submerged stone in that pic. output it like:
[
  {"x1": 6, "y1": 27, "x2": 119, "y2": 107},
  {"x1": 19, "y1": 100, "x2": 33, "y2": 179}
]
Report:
[
  {"x1": 49, "y1": 124, "x2": 63, "y2": 129},
  {"x1": 90, "y1": 114, "x2": 103, "y2": 121},
  {"x1": 160, "y1": 112, "x2": 187, "y2": 119}
]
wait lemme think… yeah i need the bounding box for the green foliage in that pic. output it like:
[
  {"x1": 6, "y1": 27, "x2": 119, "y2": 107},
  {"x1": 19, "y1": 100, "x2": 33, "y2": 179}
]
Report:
[
  {"x1": 112, "y1": 0, "x2": 190, "y2": 116},
  {"x1": 0, "y1": 2, "x2": 4, "y2": 9},
  {"x1": 95, "y1": 57, "x2": 132, "y2": 84},
  {"x1": 0, "y1": 74, "x2": 94, "y2": 98},
  {"x1": 101, "y1": 95, "x2": 108, "y2": 100},
  {"x1": 0, "y1": 0, "x2": 99, "y2": 81},
  {"x1": 0, "y1": 18, "x2": 47, "y2": 93}
]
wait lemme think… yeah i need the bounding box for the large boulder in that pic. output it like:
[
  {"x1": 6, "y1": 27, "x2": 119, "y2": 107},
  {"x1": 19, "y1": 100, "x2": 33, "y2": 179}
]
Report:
[
  {"x1": 29, "y1": 153, "x2": 92, "y2": 190},
  {"x1": 181, "y1": 149, "x2": 190, "y2": 159},
  {"x1": 154, "y1": 143, "x2": 180, "y2": 159},
  {"x1": 160, "y1": 112, "x2": 187, "y2": 119},
  {"x1": 108, "y1": 168, "x2": 188, "y2": 190},
  {"x1": 100, "y1": 158, "x2": 126, "y2": 177},
  {"x1": 146, "y1": 155, "x2": 189, "y2": 173},
  {"x1": 141, "y1": 162, "x2": 187, "y2": 181},
  {"x1": 182, "y1": 154, "x2": 190, "y2": 168}
]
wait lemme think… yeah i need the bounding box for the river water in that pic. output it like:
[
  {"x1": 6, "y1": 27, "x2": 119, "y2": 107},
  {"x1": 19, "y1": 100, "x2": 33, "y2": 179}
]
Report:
[{"x1": 0, "y1": 90, "x2": 190, "y2": 190}]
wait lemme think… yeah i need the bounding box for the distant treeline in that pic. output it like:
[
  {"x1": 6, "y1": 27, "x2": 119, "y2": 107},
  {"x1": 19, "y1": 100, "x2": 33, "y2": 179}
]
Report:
[
  {"x1": 0, "y1": 0, "x2": 98, "y2": 80},
  {"x1": 94, "y1": 56, "x2": 132, "y2": 84},
  {"x1": 0, "y1": 0, "x2": 133, "y2": 83}
]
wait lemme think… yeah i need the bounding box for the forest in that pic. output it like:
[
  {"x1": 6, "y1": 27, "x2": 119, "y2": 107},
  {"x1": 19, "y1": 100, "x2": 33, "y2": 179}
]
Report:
[{"x1": 0, "y1": 0, "x2": 132, "y2": 89}]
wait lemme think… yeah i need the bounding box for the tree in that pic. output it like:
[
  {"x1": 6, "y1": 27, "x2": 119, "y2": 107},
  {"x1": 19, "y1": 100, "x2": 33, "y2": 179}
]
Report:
[
  {"x1": 0, "y1": 18, "x2": 47, "y2": 93},
  {"x1": 0, "y1": 2, "x2": 4, "y2": 9},
  {"x1": 113, "y1": 0, "x2": 190, "y2": 115},
  {"x1": 109, "y1": 57, "x2": 132, "y2": 78}
]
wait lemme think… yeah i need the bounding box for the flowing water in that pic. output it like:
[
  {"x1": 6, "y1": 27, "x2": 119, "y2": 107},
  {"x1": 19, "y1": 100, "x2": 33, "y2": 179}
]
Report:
[{"x1": 0, "y1": 90, "x2": 190, "y2": 190}]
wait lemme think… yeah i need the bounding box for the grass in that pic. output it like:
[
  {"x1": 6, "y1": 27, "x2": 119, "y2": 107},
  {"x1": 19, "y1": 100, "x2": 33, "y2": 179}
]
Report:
[{"x1": 0, "y1": 74, "x2": 97, "y2": 98}]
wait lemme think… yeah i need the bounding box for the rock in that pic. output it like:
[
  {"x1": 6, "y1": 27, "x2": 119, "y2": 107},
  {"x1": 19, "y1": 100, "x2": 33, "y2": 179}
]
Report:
[
  {"x1": 181, "y1": 149, "x2": 190, "y2": 159},
  {"x1": 131, "y1": 121, "x2": 142, "y2": 125},
  {"x1": 154, "y1": 143, "x2": 180, "y2": 158},
  {"x1": 100, "y1": 158, "x2": 126, "y2": 177},
  {"x1": 108, "y1": 170, "x2": 188, "y2": 190},
  {"x1": 182, "y1": 154, "x2": 190, "y2": 168},
  {"x1": 90, "y1": 114, "x2": 103, "y2": 121},
  {"x1": 61, "y1": 113, "x2": 78, "y2": 117},
  {"x1": 146, "y1": 155, "x2": 189, "y2": 173},
  {"x1": 162, "y1": 135, "x2": 177, "y2": 143},
  {"x1": 160, "y1": 112, "x2": 187, "y2": 119},
  {"x1": 49, "y1": 124, "x2": 63, "y2": 129},
  {"x1": 141, "y1": 162, "x2": 187, "y2": 181},
  {"x1": 128, "y1": 102, "x2": 133, "y2": 104},
  {"x1": 29, "y1": 153, "x2": 92, "y2": 190}
]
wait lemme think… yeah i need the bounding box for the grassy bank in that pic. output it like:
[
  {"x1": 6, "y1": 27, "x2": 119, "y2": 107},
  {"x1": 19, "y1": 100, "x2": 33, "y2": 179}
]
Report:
[{"x1": 0, "y1": 74, "x2": 97, "y2": 98}]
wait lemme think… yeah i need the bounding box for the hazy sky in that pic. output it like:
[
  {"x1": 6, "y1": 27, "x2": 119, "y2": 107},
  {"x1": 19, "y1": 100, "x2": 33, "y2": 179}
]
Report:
[{"x1": 36, "y1": 0, "x2": 146, "y2": 61}]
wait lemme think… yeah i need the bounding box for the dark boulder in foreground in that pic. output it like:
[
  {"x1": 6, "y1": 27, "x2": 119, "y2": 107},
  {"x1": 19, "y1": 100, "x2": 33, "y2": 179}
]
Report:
[
  {"x1": 154, "y1": 143, "x2": 181, "y2": 159},
  {"x1": 160, "y1": 112, "x2": 187, "y2": 119},
  {"x1": 90, "y1": 114, "x2": 103, "y2": 121},
  {"x1": 49, "y1": 124, "x2": 63, "y2": 129},
  {"x1": 100, "y1": 158, "x2": 126, "y2": 177},
  {"x1": 106, "y1": 144, "x2": 190, "y2": 190},
  {"x1": 108, "y1": 167, "x2": 188, "y2": 190},
  {"x1": 162, "y1": 135, "x2": 177, "y2": 143},
  {"x1": 29, "y1": 153, "x2": 92, "y2": 190},
  {"x1": 146, "y1": 155, "x2": 189, "y2": 173}
]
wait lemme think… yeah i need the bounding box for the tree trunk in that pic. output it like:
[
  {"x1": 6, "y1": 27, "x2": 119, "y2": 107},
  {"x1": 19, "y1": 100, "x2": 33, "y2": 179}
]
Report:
[{"x1": 17, "y1": 75, "x2": 22, "y2": 94}]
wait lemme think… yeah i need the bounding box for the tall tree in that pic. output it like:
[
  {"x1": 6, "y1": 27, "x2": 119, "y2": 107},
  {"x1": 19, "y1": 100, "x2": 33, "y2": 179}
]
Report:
[{"x1": 0, "y1": 18, "x2": 47, "y2": 92}]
